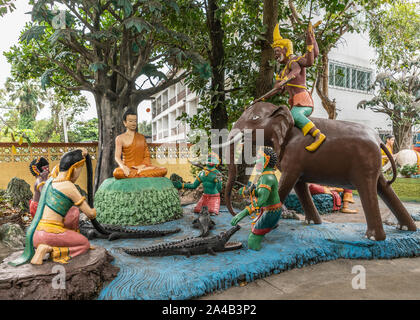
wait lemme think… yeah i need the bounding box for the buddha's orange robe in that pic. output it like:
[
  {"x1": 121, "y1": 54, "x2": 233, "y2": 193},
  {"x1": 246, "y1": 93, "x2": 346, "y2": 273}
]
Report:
[{"x1": 113, "y1": 132, "x2": 167, "y2": 179}]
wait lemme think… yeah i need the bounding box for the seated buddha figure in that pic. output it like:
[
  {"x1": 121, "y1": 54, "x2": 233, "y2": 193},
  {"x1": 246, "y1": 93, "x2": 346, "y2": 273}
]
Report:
[{"x1": 113, "y1": 109, "x2": 167, "y2": 179}]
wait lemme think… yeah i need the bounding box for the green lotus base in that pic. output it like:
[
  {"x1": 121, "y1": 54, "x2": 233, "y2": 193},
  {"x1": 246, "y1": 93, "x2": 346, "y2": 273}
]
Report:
[{"x1": 94, "y1": 177, "x2": 183, "y2": 226}]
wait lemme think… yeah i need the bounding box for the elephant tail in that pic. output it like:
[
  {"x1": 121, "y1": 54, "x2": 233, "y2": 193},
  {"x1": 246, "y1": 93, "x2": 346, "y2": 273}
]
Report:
[{"x1": 380, "y1": 143, "x2": 396, "y2": 184}]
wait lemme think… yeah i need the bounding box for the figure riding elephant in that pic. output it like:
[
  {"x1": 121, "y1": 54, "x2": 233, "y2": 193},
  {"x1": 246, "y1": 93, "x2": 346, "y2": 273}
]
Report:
[{"x1": 220, "y1": 102, "x2": 417, "y2": 241}]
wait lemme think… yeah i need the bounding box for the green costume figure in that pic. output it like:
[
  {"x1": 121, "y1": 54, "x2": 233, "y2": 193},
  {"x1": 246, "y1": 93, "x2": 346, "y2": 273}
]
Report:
[
  {"x1": 173, "y1": 153, "x2": 222, "y2": 215},
  {"x1": 231, "y1": 147, "x2": 281, "y2": 251}
]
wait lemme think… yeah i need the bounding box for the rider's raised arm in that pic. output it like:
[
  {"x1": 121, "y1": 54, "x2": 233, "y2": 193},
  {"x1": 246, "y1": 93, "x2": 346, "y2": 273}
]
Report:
[{"x1": 297, "y1": 26, "x2": 319, "y2": 68}]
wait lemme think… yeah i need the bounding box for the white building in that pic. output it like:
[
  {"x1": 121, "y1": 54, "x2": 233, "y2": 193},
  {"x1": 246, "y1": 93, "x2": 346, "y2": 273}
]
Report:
[
  {"x1": 151, "y1": 81, "x2": 199, "y2": 143},
  {"x1": 311, "y1": 31, "x2": 391, "y2": 134},
  {"x1": 151, "y1": 31, "x2": 391, "y2": 143}
]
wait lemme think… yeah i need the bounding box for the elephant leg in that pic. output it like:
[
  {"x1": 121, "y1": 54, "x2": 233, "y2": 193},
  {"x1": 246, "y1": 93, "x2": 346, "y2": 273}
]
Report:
[
  {"x1": 278, "y1": 172, "x2": 300, "y2": 204},
  {"x1": 354, "y1": 177, "x2": 386, "y2": 241},
  {"x1": 294, "y1": 181, "x2": 322, "y2": 224},
  {"x1": 377, "y1": 174, "x2": 417, "y2": 231}
]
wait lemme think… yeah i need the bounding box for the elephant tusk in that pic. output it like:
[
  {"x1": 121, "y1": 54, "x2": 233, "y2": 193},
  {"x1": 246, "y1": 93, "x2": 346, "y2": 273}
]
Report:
[{"x1": 211, "y1": 132, "x2": 243, "y2": 149}]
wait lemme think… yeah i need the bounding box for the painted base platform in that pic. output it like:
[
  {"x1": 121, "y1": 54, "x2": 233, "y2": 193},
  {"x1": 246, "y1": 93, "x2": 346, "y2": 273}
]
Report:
[
  {"x1": 95, "y1": 205, "x2": 420, "y2": 300},
  {"x1": 94, "y1": 177, "x2": 183, "y2": 225},
  {"x1": 0, "y1": 248, "x2": 119, "y2": 300},
  {"x1": 284, "y1": 193, "x2": 338, "y2": 214}
]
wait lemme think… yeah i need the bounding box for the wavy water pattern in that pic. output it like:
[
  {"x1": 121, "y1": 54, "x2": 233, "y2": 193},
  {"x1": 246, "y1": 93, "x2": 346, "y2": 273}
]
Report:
[{"x1": 96, "y1": 205, "x2": 420, "y2": 300}]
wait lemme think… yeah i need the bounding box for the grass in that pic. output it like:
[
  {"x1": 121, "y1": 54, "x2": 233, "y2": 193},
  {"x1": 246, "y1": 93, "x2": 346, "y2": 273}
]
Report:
[{"x1": 354, "y1": 177, "x2": 420, "y2": 203}]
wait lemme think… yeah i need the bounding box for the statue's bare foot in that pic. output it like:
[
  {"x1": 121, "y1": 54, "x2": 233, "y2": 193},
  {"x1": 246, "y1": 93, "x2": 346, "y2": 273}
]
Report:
[{"x1": 31, "y1": 244, "x2": 53, "y2": 265}]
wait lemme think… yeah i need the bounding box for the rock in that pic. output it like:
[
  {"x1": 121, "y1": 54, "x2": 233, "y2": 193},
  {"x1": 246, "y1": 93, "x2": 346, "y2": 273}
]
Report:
[
  {"x1": 232, "y1": 199, "x2": 249, "y2": 211},
  {"x1": 411, "y1": 213, "x2": 420, "y2": 221},
  {"x1": 384, "y1": 213, "x2": 420, "y2": 226},
  {"x1": 0, "y1": 247, "x2": 119, "y2": 300},
  {"x1": 0, "y1": 223, "x2": 25, "y2": 249},
  {"x1": 281, "y1": 209, "x2": 300, "y2": 220},
  {"x1": 5, "y1": 178, "x2": 32, "y2": 210},
  {"x1": 179, "y1": 187, "x2": 203, "y2": 206},
  {"x1": 94, "y1": 177, "x2": 183, "y2": 226},
  {"x1": 383, "y1": 213, "x2": 398, "y2": 226},
  {"x1": 0, "y1": 242, "x2": 14, "y2": 264}
]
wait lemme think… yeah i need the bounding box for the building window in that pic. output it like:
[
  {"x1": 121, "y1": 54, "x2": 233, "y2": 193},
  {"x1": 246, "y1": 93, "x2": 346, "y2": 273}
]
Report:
[{"x1": 329, "y1": 61, "x2": 372, "y2": 92}]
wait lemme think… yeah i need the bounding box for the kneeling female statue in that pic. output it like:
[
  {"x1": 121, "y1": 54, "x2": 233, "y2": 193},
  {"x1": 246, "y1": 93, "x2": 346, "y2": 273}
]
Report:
[{"x1": 10, "y1": 148, "x2": 96, "y2": 266}]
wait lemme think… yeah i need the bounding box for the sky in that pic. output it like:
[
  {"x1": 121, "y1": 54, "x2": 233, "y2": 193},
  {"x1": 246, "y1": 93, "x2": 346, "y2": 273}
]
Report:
[{"x1": 0, "y1": 1, "x2": 152, "y2": 123}]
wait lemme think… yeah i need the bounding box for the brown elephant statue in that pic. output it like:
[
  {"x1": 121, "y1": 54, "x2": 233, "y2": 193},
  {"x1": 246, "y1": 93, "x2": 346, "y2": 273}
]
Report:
[{"x1": 220, "y1": 102, "x2": 417, "y2": 241}]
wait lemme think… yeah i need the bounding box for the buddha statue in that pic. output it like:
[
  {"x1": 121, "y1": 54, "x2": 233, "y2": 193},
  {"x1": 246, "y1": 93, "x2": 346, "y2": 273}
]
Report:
[{"x1": 113, "y1": 109, "x2": 167, "y2": 179}]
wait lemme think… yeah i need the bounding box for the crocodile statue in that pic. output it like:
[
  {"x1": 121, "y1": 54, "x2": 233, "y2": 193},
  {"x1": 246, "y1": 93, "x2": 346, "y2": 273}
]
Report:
[
  {"x1": 118, "y1": 225, "x2": 242, "y2": 257},
  {"x1": 192, "y1": 206, "x2": 215, "y2": 237},
  {"x1": 79, "y1": 219, "x2": 181, "y2": 241}
]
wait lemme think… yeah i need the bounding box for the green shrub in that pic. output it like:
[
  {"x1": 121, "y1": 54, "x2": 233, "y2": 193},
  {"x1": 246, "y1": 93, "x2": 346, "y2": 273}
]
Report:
[{"x1": 399, "y1": 164, "x2": 418, "y2": 178}]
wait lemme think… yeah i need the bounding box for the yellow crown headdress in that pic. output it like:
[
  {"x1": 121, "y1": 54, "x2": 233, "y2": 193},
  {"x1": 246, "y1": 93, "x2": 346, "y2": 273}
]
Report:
[
  {"x1": 49, "y1": 150, "x2": 87, "y2": 181},
  {"x1": 271, "y1": 23, "x2": 293, "y2": 57}
]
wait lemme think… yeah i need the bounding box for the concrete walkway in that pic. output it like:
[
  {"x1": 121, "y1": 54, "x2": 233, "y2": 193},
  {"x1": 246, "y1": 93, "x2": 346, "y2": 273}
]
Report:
[{"x1": 200, "y1": 197, "x2": 420, "y2": 300}]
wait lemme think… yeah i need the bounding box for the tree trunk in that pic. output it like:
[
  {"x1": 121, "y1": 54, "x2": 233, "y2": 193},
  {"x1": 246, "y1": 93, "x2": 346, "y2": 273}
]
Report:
[
  {"x1": 315, "y1": 54, "x2": 337, "y2": 119},
  {"x1": 393, "y1": 121, "x2": 413, "y2": 153},
  {"x1": 255, "y1": 0, "x2": 278, "y2": 97},
  {"x1": 94, "y1": 94, "x2": 125, "y2": 192},
  {"x1": 207, "y1": 0, "x2": 228, "y2": 131}
]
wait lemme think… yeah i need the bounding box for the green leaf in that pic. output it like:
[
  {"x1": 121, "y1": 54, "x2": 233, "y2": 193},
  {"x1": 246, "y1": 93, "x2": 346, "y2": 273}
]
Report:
[
  {"x1": 167, "y1": 1, "x2": 180, "y2": 14},
  {"x1": 124, "y1": 17, "x2": 151, "y2": 33},
  {"x1": 25, "y1": 136, "x2": 32, "y2": 147},
  {"x1": 195, "y1": 63, "x2": 212, "y2": 80},
  {"x1": 50, "y1": 29, "x2": 64, "y2": 44},
  {"x1": 116, "y1": 0, "x2": 133, "y2": 17},
  {"x1": 20, "y1": 26, "x2": 47, "y2": 44},
  {"x1": 86, "y1": 30, "x2": 118, "y2": 41},
  {"x1": 148, "y1": 1, "x2": 163, "y2": 14},
  {"x1": 140, "y1": 64, "x2": 167, "y2": 80},
  {"x1": 55, "y1": 51, "x2": 72, "y2": 60},
  {"x1": 89, "y1": 62, "x2": 106, "y2": 73},
  {"x1": 40, "y1": 68, "x2": 55, "y2": 90},
  {"x1": 132, "y1": 42, "x2": 139, "y2": 54}
]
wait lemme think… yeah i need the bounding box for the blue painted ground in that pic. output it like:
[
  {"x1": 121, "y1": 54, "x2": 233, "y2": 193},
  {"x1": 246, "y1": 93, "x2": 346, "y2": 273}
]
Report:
[{"x1": 95, "y1": 205, "x2": 420, "y2": 300}]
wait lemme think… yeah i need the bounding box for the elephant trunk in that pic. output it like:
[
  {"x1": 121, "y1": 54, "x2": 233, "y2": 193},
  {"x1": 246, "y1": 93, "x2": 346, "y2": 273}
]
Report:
[{"x1": 225, "y1": 141, "x2": 237, "y2": 216}]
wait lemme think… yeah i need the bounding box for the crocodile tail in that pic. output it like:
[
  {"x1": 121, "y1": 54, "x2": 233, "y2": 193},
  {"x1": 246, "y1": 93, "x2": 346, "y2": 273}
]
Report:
[
  {"x1": 120, "y1": 241, "x2": 174, "y2": 256},
  {"x1": 119, "y1": 236, "x2": 196, "y2": 256},
  {"x1": 105, "y1": 226, "x2": 181, "y2": 239},
  {"x1": 380, "y1": 142, "x2": 396, "y2": 184}
]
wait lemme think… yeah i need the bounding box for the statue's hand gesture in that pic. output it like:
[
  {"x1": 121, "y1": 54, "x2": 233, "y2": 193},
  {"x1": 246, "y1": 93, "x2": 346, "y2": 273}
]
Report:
[
  {"x1": 231, "y1": 209, "x2": 249, "y2": 226},
  {"x1": 133, "y1": 164, "x2": 146, "y2": 175},
  {"x1": 88, "y1": 208, "x2": 97, "y2": 220},
  {"x1": 122, "y1": 165, "x2": 130, "y2": 177}
]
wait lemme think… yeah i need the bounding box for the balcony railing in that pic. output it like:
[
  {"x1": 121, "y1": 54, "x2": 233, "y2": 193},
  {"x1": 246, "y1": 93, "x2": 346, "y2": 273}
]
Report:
[
  {"x1": 177, "y1": 89, "x2": 186, "y2": 101},
  {"x1": 169, "y1": 97, "x2": 176, "y2": 106}
]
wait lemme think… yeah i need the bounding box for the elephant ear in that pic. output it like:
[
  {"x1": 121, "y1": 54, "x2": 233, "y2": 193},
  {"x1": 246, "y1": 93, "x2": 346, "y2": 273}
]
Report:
[{"x1": 269, "y1": 105, "x2": 294, "y2": 148}]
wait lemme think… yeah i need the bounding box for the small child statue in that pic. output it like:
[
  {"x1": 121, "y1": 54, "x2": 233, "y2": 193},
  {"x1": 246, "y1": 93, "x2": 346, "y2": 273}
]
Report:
[
  {"x1": 29, "y1": 157, "x2": 50, "y2": 218},
  {"x1": 172, "y1": 152, "x2": 222, "y2": 215},
  {"x1": 231, "y1": 147, "x2": 281, "y2": 251}
]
